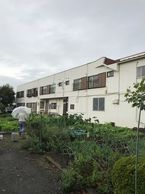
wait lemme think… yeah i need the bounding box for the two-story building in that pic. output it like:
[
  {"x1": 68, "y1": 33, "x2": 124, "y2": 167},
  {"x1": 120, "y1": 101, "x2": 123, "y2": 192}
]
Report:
[{"x1": 16, "y1": 52, "x2": 145, "y2": 128}]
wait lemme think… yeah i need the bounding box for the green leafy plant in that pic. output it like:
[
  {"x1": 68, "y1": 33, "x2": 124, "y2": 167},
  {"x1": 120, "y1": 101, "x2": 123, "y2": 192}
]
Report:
[
  {"x1": 0, "y1": 115, "x2": 18, "y2": 132},
  {"x1": 22, "y1": 114, "x2": 145, "y2": 193},
  {"x1": 125, "y1": 78, "x2": 145, "y2": 194},
  {"x1": 111, "y1": 156, "x2": 145, "y2": 194}
]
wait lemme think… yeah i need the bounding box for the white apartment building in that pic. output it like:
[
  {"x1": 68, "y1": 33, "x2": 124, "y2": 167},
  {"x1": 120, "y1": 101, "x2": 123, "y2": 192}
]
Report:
[{"x1": 16, "y1": 52, "x2": 145, "y2": 128}]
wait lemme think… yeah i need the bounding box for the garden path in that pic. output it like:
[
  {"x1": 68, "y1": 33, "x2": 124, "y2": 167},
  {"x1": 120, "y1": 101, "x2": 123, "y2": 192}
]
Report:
[{"x1": 0, "y1": 134, "x2": 62, "y2": 194}]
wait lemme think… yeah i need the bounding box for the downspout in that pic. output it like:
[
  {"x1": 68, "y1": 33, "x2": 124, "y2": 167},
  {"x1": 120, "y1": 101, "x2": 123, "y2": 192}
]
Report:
[
  {"x1": 118, "y1": 64, "x2": 120, "y2": 102},
  {"x1": 135, "y1": 61, "x2": 139, "y2": 124}
]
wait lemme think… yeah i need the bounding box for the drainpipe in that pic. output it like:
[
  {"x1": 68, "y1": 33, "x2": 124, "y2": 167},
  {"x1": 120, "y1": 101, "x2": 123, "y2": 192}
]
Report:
[{"x1": 118, "y1": 64, "x2": 120, "y2": 102}]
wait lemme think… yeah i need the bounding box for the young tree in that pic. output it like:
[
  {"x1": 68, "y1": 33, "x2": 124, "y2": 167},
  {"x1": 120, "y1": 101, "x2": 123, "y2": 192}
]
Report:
[
  {"x1": 0, "y1": 84, "x2": 15, "y2": 112},
  {"x1": 125, "y1": 78, "x2": 145, "y2": 194}
]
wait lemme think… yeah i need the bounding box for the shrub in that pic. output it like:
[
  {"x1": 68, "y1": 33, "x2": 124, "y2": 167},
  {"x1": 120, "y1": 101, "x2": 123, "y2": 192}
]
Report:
[
  {"x1": 111, "y1": 156, "x2": 145, "y2": 194},
  {"x1": 21, "y1": 136, "x2": 44, "y2": 153},
  {"x1": 62, "y1": 141, "x2": 120, "y2": 193},
  {"x1": 62, "y1": 157, "x2": 102, "y2": 192},
  {"x1": 25, "y1": 114, "x2": 71, "y2": 153},
  {"x1": 62, "y1": 167, "x2": 83, "y2": 192}
]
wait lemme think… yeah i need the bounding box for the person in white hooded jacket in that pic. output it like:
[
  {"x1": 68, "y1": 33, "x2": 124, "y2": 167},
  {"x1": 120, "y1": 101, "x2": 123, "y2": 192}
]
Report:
[{"x1": 17, "y1": 112, "x2": 27, "y2": 136}]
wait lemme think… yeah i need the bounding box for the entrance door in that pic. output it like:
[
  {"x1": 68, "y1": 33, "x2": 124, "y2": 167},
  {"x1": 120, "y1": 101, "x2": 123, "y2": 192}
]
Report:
[
  {"x1": 63, "y1": 97, "x2": 68, "y2": 115},
  {"x1": 45, "y1": 100, "x2": 49, "y2": 114}
]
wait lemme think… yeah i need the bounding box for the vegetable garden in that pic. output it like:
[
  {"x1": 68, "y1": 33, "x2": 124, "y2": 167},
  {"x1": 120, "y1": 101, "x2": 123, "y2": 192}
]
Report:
[{"x1": 1, "y1": 113, "x2": 145, "y2": 193}]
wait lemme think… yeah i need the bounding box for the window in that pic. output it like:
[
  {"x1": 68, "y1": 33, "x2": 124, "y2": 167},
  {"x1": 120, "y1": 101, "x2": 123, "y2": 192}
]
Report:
[
  {"x1": 88, "y1": 76, "x2": 93, "y2": 88},
  {"x1": 70, "y1": 104, "x2": 75, "y2": 109},
  {"x1": 107, "y1": 71, "x2": 114, "y2": 77},
  {"x1": 26, "y1": 88, "x2": 38, "y2": 97},
  {"x1": 16, "y1": 91, "x2": 24, "y2": 98},
  {"x1": 32, "y1": 88, "x2": 38, "y2": 97},
  {"x1": 26, "y1": 102, "x2": 37, "y2": 112},
  {"x1": 40, "y1": 84, "x2": 56, "y2": 95},
  {"x1": 73, "y1": 74, "x2": 106, "y2": 91},
  {"x1": 40, "y1": 85, "x2": 49, "y2": 95},
  {"x1": 65, "y1": 80, "x2": 69, "y2": 85},
  {"x1": 93, "y1": 98, "x2": 105, "y2": 111},
  {"x1": 88, "y1": 73, "x2": 106, "y2": 89},
  {"x1": 26, "y1": 103, "x2": 33, "y2": 108},
  {"x1": 50, "y1": 103, "x2": 57, "y2": 109},
  {"x1": 88, "y1": 75, "x2": 99, "y2": 88},
  {"x1": 50, "y1": 84, "x2": 56, "y2": 94},
  {"x1": 58, "y1": 82, "x2": 63, "y2": 87},
  {"x1": 137, "y1": 66, "x2": 145, "y2": 78},
  {"x1": 73, "y1": 77, "x2": 87, "y2": 91},
  {"x1": 17, "y1": 103, "x2": 25, "y2": 106},
  {"x1": 40, "y1": 101, "x2": 44, "y2": 109},
  {"x1": 27, "y1": 89, "x2": 32, "y2": 97},
  {"x1": 73, "y1": 79, "x2": 81, "y2": 91}
]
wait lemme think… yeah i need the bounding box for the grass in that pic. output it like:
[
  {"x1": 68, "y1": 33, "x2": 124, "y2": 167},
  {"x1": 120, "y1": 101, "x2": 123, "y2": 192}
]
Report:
[{"x1": 0, "y1": 114, "x2": 18, "y2": 132}]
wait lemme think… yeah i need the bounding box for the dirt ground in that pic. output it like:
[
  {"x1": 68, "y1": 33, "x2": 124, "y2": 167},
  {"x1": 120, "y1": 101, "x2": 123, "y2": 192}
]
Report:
[{"x1": 0, "y1": 134, "x2": 63, "y2": 194}]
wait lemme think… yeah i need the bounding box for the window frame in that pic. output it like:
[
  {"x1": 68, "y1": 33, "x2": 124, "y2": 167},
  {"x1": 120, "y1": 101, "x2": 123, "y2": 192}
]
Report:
[
  {"x1": 49, "y1": 84, "x2": 56, "y2": 94},
  {"x1": 107, "y1": 71, "x2": 114, "y2": 78},
  {"x1": 40, "y1": 85, "x2": 49, "y2": 95},
  {"x1": 58, "y1": 82, "x2": 63, "y2": 87},
  {"x1": 70, "y1": 104, "x2": 75, "y2": 109},
  {"x1": 40, "y1": 101, "x2": 44, "y2": 109},
  {"x1": 27, "y1": 89, "x2": 32, "y2": 97},
  {"x1": 88, "y1": 73, "x2": 106, "y2": 89},
  {"x1": 73, "y1": 78, "x2": 81, "y2": 91},
  {"x1": 65, "y1": 80, "x2": 70, "y2": 85},
  {"x1": 93, "y1": 97, "x2": 105, "y2": 111},
  {"x1": 73, "y1": 77, "x2": 87, "y2": 91},
  {"x1": 137, "y1": 66, "x2": 145, "y2": 78},
  {"x1": 16, "y1": 91, "x2": 24, "y2": 98},
  {"x1": 50, "y1": 103, "x2": 57, "y2": 109}
]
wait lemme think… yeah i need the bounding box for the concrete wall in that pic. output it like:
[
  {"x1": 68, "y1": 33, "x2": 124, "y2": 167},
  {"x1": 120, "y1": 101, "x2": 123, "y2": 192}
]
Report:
[{"x1": 16, "y1": 56, "x2": 145, "y2": 128}]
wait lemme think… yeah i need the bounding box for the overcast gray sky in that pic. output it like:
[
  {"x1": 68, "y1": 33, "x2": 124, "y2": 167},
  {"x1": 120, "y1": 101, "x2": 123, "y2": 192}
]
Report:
[{"x1": 0, "y1": 0, "x2": 145, "y2": 89}]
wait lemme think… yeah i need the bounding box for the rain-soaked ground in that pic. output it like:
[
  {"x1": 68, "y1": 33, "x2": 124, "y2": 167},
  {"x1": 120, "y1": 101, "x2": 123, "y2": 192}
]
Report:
[{"x1": 0, "y1": 134, "x2": 62, "y2": 194}]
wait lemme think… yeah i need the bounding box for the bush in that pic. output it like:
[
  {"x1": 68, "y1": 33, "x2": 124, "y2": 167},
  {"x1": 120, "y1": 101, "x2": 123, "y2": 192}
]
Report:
[
  {"x1": 62, "y1": 167, "x2": 83, "y2": 192},
  {"x1": 62, "y1": 157, "x2": 102, "y2": 192},
  {"x1": 111, "y1": 156, "x2": 145, "y2": 194},
  {"x1": 21, "y1": 136, "x2": 44, "y2": 153},
  {"x1": 62, "y1": 141, "x2": 120, "y2": 193},
  {"x1": 25, "y1": 114, "x2": 71, "y2": 153}
]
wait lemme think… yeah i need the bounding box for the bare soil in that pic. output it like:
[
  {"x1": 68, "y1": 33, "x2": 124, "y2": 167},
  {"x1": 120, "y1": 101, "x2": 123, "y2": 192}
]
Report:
[{"x1": 0, "y1": 134, "x2": 63, "y2": 194}]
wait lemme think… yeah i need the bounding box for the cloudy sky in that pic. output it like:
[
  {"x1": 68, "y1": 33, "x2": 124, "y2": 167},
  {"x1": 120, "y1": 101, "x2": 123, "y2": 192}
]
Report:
[{"x1": 0, "y1": 0, "x2": 145, "y2": 89}]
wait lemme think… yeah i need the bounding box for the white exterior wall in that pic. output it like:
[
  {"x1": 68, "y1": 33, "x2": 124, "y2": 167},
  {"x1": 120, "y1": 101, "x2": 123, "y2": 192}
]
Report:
[{"x1": 16, "y1": 55, "x2": 145, "y2": 128}]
